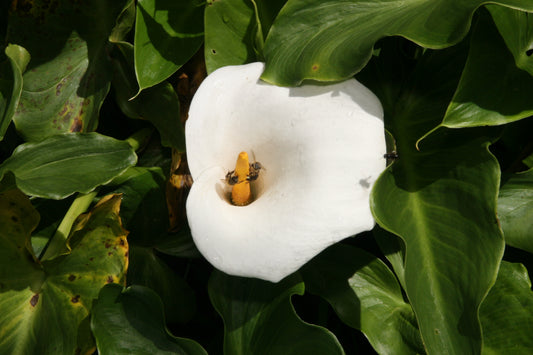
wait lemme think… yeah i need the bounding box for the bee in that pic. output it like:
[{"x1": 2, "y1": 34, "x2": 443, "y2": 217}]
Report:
[{"x1": 225, "y1": 152, "x2": 263, "y2": 206}]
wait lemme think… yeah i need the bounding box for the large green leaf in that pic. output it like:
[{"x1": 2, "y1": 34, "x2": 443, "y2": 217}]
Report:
[
  {"x1": 0, "y1": 132, "x2": 137, "y2": 199},
  {"x1": 209, "y1": 272, "x2": 344, "y2": 355},
  {"x1": 7, "y1": 0, "x2": 128, "y2": 141},
  {"x1": 262, "y1": 0, "x2": 533, "y2": 86},
  {"x1": 0, "y1": 44, "x2": 29, "y2": 141},
  {"x1": 480, "y1": 261, "x2": 533, "y2": 353},
  {"x1": 368, "y1": 45, "x2": 504, "y2": 354},
  {"x1": 204, "y1": 0, "x2": 256, "y2": 74},
  {"x1": 302, "y1": 244, "x2": 425, "y2": 355},
  {"x1": 488, "y1": 5, "x2": 533, "y2": 76},
  {"x1": 134, "y1": 0, "x2": 204, "y2": 92},
  {"x1": 110, "y1": 42, "x2": 185, "y2": 150},
  {"x1": 497, "y1": 168, "x2": 533, "y2": 254},
  {"x1": 442, "y1": 10, "x2": 533, "y2": 128},
  {"x1": 91, "y1": 283, "x2": 207, "y2": 355},
  {"x1": 0, "y1": 194, "x2": 129, "y2": 354}
]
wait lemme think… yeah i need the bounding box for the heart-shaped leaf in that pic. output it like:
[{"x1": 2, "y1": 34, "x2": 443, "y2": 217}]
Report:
[
  {"x1": 0, "y1": 132, "x2": 137, "y2": 199},
  {"x1": 302, "y1": 244, "x2": 425, "y2": 355},
  {"x1": 262, "y1": 0, "x2": 533, "y2": 86},
  {"x1": 368, "y1": 44, "x2": 504, "y2": 354},
  {"x1": 209, "y1": 271, "x2": 344, "y2": 355},
  {"x1": 91, "y1": 283, "x2": 207, "y2": 355},
  {"x1": 134, "y1": 0, "x2": 204, "y2": 92}
]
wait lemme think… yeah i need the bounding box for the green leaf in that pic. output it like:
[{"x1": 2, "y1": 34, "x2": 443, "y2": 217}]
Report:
[
  {"x1": 7, "y1": 0, "x2": 128, "y2": 141},
  {"x1": 0, "y1": 194, "x2": 129, "y2": 354},
  {"x1": 442, "y1": 10, "x2": 533, "y2": 128},
  {"x1": 480, "y1": 261, "x2": 533, "y2": 353},
  {"x1": 128, "y1": 246, "x2": 196, "y2": 324},
  {"x1": 0, "y1": 44, "x2": 30, "y2": 141},
  {"x1": 110, "y1": 42, "x2": 185, "y2": 150},
  {"x1": 91, "y1": 283, "x2": 207, "y2": 355},
  {"x1": 0, "y1": 132, "x2": 137, "y2": 199},
  {"x1": 262, "y1": 0, "x2": 533, "y2": 86},
  {"x1": 109, "y1": 0, "x2": 137, "y2": 43},
  {"x1": 488, "y1": 5, "x2": 533, "y2": 76},
  {"x1": 497, "y1": 168, "x2": 533, "y2": 254},
  {"x1": 209, "y1": 272, "x2": 344, "y2": 355},
  {"x1": 302, "y1": 244, "x2": 425, "y2": 355},
  {"x1": 204, "y1": 0, "x2": 256, "y2": 74},
  {"x1": 134, "y1": 0, "x2": 204, "y2": 92},
  {"x1": 368, "y1": 46, "x2": 504, "y2": 354}
]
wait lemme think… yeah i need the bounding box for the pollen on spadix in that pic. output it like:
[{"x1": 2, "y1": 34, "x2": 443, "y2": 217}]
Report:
[{"x1": 231, "y1": 151, "x2": 252, "y2": 206}]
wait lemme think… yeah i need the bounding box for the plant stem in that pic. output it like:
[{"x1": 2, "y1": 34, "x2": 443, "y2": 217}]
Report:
[{"x1": 40, "y1": 191, "x2": 98, "y2": 261}]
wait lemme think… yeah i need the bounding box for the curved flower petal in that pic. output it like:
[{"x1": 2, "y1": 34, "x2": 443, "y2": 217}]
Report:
[{"x1": 186, "y1": 62, "x2": 385, "y2": 282}]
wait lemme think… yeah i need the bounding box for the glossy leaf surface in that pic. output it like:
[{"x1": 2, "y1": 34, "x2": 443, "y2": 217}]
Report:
[
  {"x1": 0, "y1": 194, "x2": 129, "y2": 354},
  {"x1": 134, "y1": 0, "x2": 204, "y2": 91},
  {"x1": 497, "y1": 168, "x2": 533, "y2": 254},
  {"x1": 91, "y1": 283, "x2": 207, "y2": 355},
  {"x1": 209, "y1": 272, "x2": 344, "y2": 355},
  {"x1": 0, "y1": 133, "x2": 137, "y2": 199},
  {"x1": 7, "y1": 0, "x2": 128, "y2": 141},
  {"x1": 302, "y1": 244, "x2": 424, "y2": 355},
  {"x1": 262, "y1": 0, "x2": 533, "y2": 86},
  {"x1": 368, "y1": 45, "x2": 504, "y2": 354},
  {"x1": 443, "y1": 11, "x2": 533, "y2": 128}
]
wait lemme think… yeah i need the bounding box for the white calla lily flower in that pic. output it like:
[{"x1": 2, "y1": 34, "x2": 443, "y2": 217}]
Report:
[{"x1": 185, "y1": 62, "x2": 385, "y2": 282}]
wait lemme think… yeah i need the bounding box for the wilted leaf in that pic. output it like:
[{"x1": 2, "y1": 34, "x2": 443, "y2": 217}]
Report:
[{"x1": 0, "y1": 194, "x2": 129, "y2": 354}]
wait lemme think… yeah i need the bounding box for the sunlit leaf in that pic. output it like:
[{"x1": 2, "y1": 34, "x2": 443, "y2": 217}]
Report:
[
  {"x1": 7, "y1": 0, "x2": 129, "y2": 141},
  {"x1": 134, "y1": 0, "x2": 204, "y2": 91},
  {"x1": 0, "y1": 133, "x2": 137, "y2": 199},
  {"x1": 0, "y1": 44, "x2": 29, "y2": 141},
  {"x1": 262, "y1": 0, "x2": 533, "y2": 86},
  {"x1": 209, "y1": 272, "x2": 344, "y2": 355},
  {"x1": 480, "y1": 261, "x2": 533, "y2": 353},
  {"x1": 91, "y1": 283, "x2": 207, "y2": 355},
  {"x1": 302, "y1": 244, "x2": 425, "y2": 355},
  {"x1": 368, "y1": 45, "x2": 504, "y2": 354},
  {"x1": 0, "y1": 194, "x2": 129, "y2": 354},
  {"x1": 497, "y1": 168, "x2": 533, "y2": 254},
  {"x1": 443, "y1": 10, "x2": 533, "y2": 128}
]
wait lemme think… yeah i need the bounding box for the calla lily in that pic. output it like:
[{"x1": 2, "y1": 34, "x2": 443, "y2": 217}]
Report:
[{"x1": 185, "y1": 62, "x2": 386, "y2": 282}]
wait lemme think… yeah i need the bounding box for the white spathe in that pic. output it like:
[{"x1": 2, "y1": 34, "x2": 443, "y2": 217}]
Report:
[{"x1": 186, "y1": 62, "x2": 385, "y2": 283}]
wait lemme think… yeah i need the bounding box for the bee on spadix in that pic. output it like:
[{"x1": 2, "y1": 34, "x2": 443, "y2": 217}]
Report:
[{"x1": 225, "y1": 151, "x2": 262, "y2": 206}]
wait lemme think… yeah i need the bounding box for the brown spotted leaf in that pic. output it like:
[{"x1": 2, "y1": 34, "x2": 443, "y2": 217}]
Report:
[
  {"x1": 7, "y1": 0, "x2": 129, "y2": 141},
  {"x1": 0, "y1": 193, "x2": 129, "y2": 354}
]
